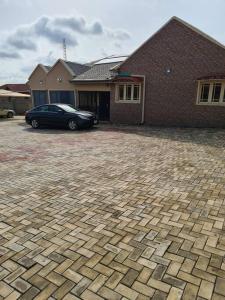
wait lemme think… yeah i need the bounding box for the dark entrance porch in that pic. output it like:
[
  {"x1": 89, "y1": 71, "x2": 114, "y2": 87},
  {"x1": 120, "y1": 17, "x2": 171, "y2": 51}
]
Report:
[{"x1": 78, "y1": 91, "x2": 110, "y2": 121}]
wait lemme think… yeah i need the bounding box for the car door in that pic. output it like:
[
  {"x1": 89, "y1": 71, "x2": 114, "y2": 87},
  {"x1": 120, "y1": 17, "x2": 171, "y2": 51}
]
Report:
[
  {"x1": 37, "y1": 105, "x2": 50, "y2": 125},
  {"x1": 47, "y1": 105, "x2": 66, "y2": 127}
]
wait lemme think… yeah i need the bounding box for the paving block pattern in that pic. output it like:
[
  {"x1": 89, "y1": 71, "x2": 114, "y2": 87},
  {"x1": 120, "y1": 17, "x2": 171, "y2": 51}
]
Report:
[{"x1": 0, "y1": 117, "x2": 225, "y2": 299}]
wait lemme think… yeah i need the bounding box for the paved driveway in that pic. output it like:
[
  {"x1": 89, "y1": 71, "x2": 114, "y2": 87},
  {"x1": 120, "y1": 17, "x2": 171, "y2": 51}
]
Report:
[{"x1": 0, "y1": 117, "x2": 225, "y2": 300}]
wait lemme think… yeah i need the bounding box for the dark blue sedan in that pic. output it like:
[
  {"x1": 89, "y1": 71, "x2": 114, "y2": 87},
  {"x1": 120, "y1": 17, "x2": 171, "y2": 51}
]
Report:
[{"x1": 25, "y1": 104, "x2": 98, "y2": 130}]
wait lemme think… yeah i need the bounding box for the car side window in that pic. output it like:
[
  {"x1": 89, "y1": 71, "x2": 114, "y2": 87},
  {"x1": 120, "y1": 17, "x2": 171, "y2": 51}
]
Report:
[
  {"x1": 48, "y1": 106, "x2": 63, "y2": 112},
  {"x1": 40, "y1": 106, "x2": 49, "y2": 112},
  {"x1": 33, "y1": 106, "x2": 48, "y2": 112},
  {"x1": 32, "y1": 106, "x2": 42, "y2": 111}
]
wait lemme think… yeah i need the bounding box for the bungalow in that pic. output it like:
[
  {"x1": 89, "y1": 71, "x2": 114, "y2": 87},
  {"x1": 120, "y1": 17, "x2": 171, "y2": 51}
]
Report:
[
  {"x1": 28, "y1": 17, "x2": 225, "y2": 127},
  {"x1": 28, "y1": 57, "x2": 126, "y2": 121},
  {"x1": 0, "y1": 89, "x2": 31, "y2": 114}
]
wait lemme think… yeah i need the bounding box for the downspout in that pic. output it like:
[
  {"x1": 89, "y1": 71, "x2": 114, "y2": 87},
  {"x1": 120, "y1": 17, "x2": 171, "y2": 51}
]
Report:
[
  {"x1": 141, "y1": 75, "x2": 146, "y2": 124},
  {"x1": 47, "y1": 89, "x2": 50, "y2": 104}
]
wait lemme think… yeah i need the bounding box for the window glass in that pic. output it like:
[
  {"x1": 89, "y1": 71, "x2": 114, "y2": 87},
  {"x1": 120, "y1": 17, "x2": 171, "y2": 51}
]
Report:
[
  {"x1": 40, "y1": 105, "x2": 49, "y2": 112},
  {"x1": 126, "y1": 85, "x2": 132, "y2": 100},
  {"x1": 133, "y1": 85, "x2": 140, "y2": 100},
  {"x1": 200, "y1": 84, "x2": 210, "y2": 102},
  {"x1": 212, "y1": 83, "x2": 221, "y2": 102},
  {"x1": 33, "y1": 105, "x2": 49, "y2": 112},
  {"x1": 119, "y1": 85, "x2": 124, "y2": 100},
  {"x1": 48, "y1": 105, "x2": 63, "y2": 112},
  {"x1": 58, "y1": 104, "x2": 77, "y2": 113},
  {"x1": 32, "y1": 106, "x2": 42, "y2": 111},
  {"x1": 223, "y1": 88, "x2": 225, "y2": 102}
]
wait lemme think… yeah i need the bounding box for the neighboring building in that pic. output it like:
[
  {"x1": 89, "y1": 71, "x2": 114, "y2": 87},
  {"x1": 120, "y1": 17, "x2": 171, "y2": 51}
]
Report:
[
  {"x1": 0, "y1": 83, "x2": 30, "y2": 95},
  {"x1": 0, "y1": 89, "x2": 31, "y2": 114},
  {"x1": 28, "y1": 17, "x2": 225, "y2": 127}
]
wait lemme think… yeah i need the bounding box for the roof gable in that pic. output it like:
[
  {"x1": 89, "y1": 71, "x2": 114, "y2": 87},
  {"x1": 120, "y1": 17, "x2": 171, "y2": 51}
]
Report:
[
  {"x1": 28, "y1": 64, "x2": 49, "y2": 80},
  {"x1": 117, "y1": 16, "x2": 225, "y2": 70},
  {"x1": 48, "y1": 59, "x2": 90, "y2": 77}
]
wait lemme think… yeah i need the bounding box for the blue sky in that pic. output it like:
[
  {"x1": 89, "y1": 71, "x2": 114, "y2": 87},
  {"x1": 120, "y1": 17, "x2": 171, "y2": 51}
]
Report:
[{"x1": 0, "y1": 0, "x2": 225, "y2": 83}]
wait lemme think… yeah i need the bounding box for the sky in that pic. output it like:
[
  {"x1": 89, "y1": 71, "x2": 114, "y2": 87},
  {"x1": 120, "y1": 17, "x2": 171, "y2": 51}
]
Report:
[{"x1": 0, "y1": 0, "x2": 225, "y2": 83}]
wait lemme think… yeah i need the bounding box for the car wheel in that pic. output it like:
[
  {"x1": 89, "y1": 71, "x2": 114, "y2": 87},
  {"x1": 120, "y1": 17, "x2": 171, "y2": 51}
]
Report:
[
  {"x1": 7, "y1": 112, "x2": 13, "y2": 118},
  {"x1": 68, "y1": 119, "x2": 78, "y2": 131},
  {"x1": 31, "y1": 119, "x2": 39, "y2": 129}
]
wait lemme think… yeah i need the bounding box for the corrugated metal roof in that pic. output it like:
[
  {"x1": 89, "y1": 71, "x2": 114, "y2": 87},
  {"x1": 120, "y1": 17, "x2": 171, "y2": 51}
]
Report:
[
  {"x1": 0, "y1": 89, "x2": 31, "y2": 98},
  {"x1": 0, "y1": 84, "x2": 30, "y2": 93},
  {"x1": 72, "y1": 62, "x2": 122, "y2": 81}
]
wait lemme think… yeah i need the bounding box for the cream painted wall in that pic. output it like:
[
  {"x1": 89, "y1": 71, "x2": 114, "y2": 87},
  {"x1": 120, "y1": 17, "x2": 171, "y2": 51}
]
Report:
[
  {"x1": 46, "y1": 61, "x2": 75, "y2": 91},
  {"x1": 73, "y1": 83, "x2": 111, "y2": 92},
  {"x1": 28, "y1": 66, "x2": 48, "y2": 90}
]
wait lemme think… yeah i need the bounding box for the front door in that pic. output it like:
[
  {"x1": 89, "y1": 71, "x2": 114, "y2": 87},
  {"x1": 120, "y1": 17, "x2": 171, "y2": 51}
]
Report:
[{"x1": 99, "y1": 92, "x2": 110, "y2": 121}]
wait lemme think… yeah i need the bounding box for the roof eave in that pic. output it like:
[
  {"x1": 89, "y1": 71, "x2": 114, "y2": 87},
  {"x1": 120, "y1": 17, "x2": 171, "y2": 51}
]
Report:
[{"x1": 71, "y1": 79, "x2": 112, "y2": 84}]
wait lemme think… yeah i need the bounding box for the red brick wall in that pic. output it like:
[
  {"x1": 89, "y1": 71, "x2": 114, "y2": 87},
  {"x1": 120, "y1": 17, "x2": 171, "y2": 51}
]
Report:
[
  {"x1": 111, "y1": 19, "x2": 225, "y2": 127},
  {"x1": 110, "y1": 84, "x2": 143, "y2": 124}
]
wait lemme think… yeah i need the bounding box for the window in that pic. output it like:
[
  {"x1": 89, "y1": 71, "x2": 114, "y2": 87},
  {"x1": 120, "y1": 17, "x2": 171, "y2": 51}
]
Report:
[
  {"x1": 33, "y1": 105, "x2": 49, "y2": 112},
  {"x1": 198, "y1": 81, "x2": 225, "y2": 105},
  {"x1": 126, "y1": 85, "x2": 132, "y2": 100},
  {"x1": 200, "y1": 84, "x2": 210, "y2": 102},
  {"x1": 119, "y1": 85, "x2": 124, "y2": 100},
  {"x1": 133, "y1": 85, "x2": 140, "y2": 100},
  {"x1": 223, "y1": 89, "x2": 225, "y2": 102},
  {"x1": 49, "y1": 105, "x2": 64, "y2": 112},
  {"x1": 117, "y1": 84, "x2": 141, "y2": 102},
  {"x1": 212, "y1": 83, "x2": 221, "y2": 102}
]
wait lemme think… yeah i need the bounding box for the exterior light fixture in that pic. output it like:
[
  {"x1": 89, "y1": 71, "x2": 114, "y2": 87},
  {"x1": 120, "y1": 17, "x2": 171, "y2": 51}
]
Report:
[
  {"x1": 57, "y1": 77, "x2": 63, "y2": 82},
  {"x1": 166, "y1": 68, "x2": 172, "y2": 75},
  {"x1": 39, "y1": 80, "x2": 43, "y2": 85}
]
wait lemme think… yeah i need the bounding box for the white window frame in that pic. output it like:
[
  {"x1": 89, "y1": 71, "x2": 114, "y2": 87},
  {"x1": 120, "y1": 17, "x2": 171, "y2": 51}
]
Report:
[
  {"x1": 116, "y1": 83, "x2": 141, "y2": 103},
  {"x1": 196, "y1": 80, "x2": 225, "y2": 106}
]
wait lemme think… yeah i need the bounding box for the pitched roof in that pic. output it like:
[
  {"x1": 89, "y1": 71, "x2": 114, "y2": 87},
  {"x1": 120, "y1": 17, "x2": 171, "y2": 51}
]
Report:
[
  {"x1": 0, "y1": 89, "x2": 30, "y2": 98},
  {"x1": 64, "y1": 61, "x2": 90, "y2": 76},
  {"x1": 72, "y1": 62, "x2": 122, "y2": 82},
  {"x1": 43, "y1": 65, "x2": 51, "y2": 72},
  {"x1": 0, "y1": 84, "x2": 30, "y2": 93},
  {"x1": 116, "y1": 16, "x2": 225, "y2": 70},
  {"x1": 28, "y1": 64, "x2": 49, "y2": 80}
]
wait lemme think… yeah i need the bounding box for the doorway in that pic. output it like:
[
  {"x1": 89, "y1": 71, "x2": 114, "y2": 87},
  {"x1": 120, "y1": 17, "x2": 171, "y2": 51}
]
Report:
[{"x1": 78, "y1": 91, "x2": 110, "y2": 121}]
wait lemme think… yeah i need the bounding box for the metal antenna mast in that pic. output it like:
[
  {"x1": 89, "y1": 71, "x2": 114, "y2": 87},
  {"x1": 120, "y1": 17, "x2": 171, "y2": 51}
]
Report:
[{"x1": 63, "y1": 38, "x2": 67, "y2": 61}]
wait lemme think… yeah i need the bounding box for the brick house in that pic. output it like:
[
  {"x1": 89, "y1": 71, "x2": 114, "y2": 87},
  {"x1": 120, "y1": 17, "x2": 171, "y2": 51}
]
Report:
[
  {"x1": 111, "y1": 17, "x2": 225, "y2": 127},
  {"x1": 28, "y1": 17, "x2": 225, "y2": 127}
]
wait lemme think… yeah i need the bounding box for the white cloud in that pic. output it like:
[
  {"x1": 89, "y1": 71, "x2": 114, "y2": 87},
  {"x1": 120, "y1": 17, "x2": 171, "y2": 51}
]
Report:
[{"x1": 1, "y1": 14, "x2": 130, "y2": 55}]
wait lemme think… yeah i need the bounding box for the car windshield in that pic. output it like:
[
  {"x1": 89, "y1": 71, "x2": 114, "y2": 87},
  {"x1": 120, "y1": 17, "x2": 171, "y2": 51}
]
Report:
[{"x1": 57, "y1": 104, "x2": 77, "y2": 113}]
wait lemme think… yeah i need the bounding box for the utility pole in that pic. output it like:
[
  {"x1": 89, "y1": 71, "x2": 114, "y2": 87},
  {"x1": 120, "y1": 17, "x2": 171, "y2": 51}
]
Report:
[{"x1": 63, "y1": 38, "x2": 67, "y2": 61}]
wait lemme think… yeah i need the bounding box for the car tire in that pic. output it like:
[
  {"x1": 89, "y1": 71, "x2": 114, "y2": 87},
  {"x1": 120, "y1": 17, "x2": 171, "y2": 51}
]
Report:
[
  {"x1": 68, "y1": 119, "x2": 78, "y2": 131},
  {"x1": 7, "y1": 112, "x2": 14, "y2": 118},
  {"x1": 31, "y1": 119, "x2": 40, "y2": 129}
]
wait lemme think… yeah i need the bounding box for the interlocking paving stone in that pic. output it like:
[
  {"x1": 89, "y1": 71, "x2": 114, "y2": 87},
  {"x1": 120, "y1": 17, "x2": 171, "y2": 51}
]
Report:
[{"x1": 1, "y1": 117, "x2": 225, "y2": 299}]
